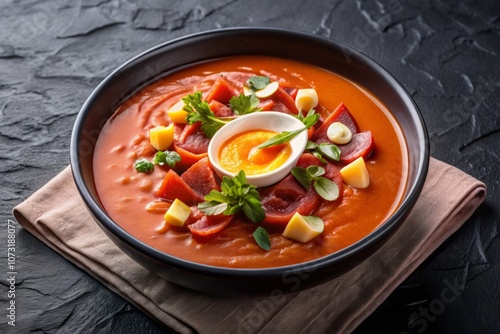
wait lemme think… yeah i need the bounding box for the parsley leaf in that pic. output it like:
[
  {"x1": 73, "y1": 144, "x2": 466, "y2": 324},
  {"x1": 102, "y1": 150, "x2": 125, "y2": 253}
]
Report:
[
  {"x1": 183, "y1": 92, "x2": 229, "y2": 138},
  {"x1": 197, "y1": 201, "x2": 227, "y2": 215},
  {"x1": 314, "y1": 177, "x2": 339, "y2": 201},
  {"x1": 253, "y1": 226, "x2": 271, "y2": 251},
  {"x1": 305, "y1": 141, "x2": 341, "y2": 163},
  {"x1": 302, "y1": 215, "x2": 325, "y2": 232},
  {"x1": 291, "y1": 165, "x2": 339, "y2": 201},
  {"x1": 134, "y1": 158, "x2": 154, "y2": 173},
  {"x1": 306, "y1": 165, "x2": 324, "y2": 178},
  {"x1": 198, "y1": 170, "x2": 265, "y2": 223},
  {"x1": 256, "y1": 112, "x2": 319, "y2": 149},
  {"x1": 246, "y1": 76, "x2": 271, "y2": 91},
  {"x1": 229, "y1": 94, "x2": 261, "y2": 115},
  {"x1": 290, "y1": 165, "x2": 312, "y2": 189},
  {"x1": 295, "y1": 108, "x2": 317, "y2": 122},
  {"x1": 301, "y1": 112, "x2": 319, "y2": 128},
  {"x1": 256, "y1": 129, "x2": 304, "y2": 149},
  {"x1": 153, "y1": 150, "x2": 181, "y2": 168}
]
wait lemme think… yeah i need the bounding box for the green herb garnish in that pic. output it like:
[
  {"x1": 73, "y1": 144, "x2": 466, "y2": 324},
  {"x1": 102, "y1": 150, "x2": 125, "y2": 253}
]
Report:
[
  {"x1": 302, "y1": 215, "x2": 325, "y2": 232},
  {"x1": 246, "y1": 76, "x2": 271, "y2": 91},
  {"x1": 295, "y1": 108, "x2": 316, "y2": 121},
  {"x1": 291, "y1": 165, "x2": 339, "y2": 201},
  {"x1": 253, "y1": 226, "x2": 271, "y2": 251},
  {"x1": 298, "y1": 111, "x2": 319, "y2": 129},
  {"x1": 198, "y1": 170, "x2": 265, "y2": 223},
  {"x1": 256, "y1": 129, "x2": 304, "y2": 149},
  {"x1": 153, "y1": 150, "x2": 181, "y2": 168},
  {"x1": 229, "y1": 94, "x2": 261, "y2": 115},
  {"x1": 256, "y1": 112, "x2": 319, "y2": 149},
  {"x1": 183, "y1": 92, "x2": 229, "y2": 138},
  {"x1": 134, "y1": 158, "x2": 154, "y2": 173},
  {"x1": 300, "y1": 110, "x2": 340, "y2": 163},
  {"x1": 305, "y1": 141, "x2": 341, "y2": 163}
]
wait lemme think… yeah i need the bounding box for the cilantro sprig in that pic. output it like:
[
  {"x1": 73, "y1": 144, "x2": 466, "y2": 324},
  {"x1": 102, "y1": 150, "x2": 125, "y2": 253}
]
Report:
[
  {"x1": 230, "y1": 94, "x2": 261, "y2": 115},
  {"x1": 198, "y1": 170, "x2": 265, "y2": 223},
  {"x1": 246, "y1": 76, "x2": 270, "y2": 91},
  {"x1": 291, "y1": 165, "x2": 339, "y2": 201},
  {"x1": 183, "y1": 92, "x2": 229, "y2": 138},
  {"x1": 256, "y1": 112, "x2": 319, "y2": 149},
  {"x1": 154, "y1": 150, "x2": 181, "y2": 168},
  {"x1": 305, "y1": 141, "x2": 341, "y2": 163},
  {"x1": 134, "y1": 158, "x2": 154, "y2": 173},
  {"x1": 134, "y1": 150, "x2": 182, "y2": 173}
]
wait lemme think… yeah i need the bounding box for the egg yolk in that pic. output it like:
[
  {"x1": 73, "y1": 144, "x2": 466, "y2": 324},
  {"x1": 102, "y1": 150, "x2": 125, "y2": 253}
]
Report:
[{"x1": 219, "y1": 130, "x2": 292, "y2": 175}]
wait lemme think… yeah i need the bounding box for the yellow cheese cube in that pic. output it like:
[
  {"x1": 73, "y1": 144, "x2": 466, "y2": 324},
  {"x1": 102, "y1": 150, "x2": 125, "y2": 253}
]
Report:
[
  {"x1": 340, "y1": 157, "x2": 370, "y2": 189},
  {"x1": 149, "y1": 124, "x2": 174, "y2": 151},
  {"x1": 167, "y1": 100, "x2": 189, "y2": 124},
  {"x1": 164, "y1": 198, "x2": 191, "y2": 227},
  {"x1": 295, "y1": 88, "x2": 318, "y2": 111},
  {"x1": 282, "y1": 212, "x2": 324, "y2": 243}
]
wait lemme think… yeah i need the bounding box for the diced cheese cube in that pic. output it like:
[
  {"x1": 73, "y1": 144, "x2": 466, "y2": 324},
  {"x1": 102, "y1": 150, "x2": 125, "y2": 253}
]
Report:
[
  {"x1": 164, "y1": 198, "x2": 191, "y2": 227},
  {"x1": 340, "y1": 157, "x2": 370, "y2": 189},
  {"x1": 295, "y1": 88, "x2": 318, "y2": 112},
  {"x1": 282, "y1": 212, "x2": 324, "y2": 243},
  {"x1": 167, "y1": 100, "x2": 189, "y2": 124},
  {"x1": 149, "y1": 124, "x2": 174, "y2": 151}
]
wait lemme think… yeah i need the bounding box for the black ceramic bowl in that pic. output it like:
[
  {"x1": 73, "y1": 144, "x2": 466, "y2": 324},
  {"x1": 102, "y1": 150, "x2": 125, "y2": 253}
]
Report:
[{"x1": 70, "y1": 28, "x2": 429, "y2": 296}]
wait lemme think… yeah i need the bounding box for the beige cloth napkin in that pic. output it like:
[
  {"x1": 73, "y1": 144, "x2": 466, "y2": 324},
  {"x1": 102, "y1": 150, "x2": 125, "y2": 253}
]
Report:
[{"x1": 13, "y1": 157, "x2": 486, "y2": 334}]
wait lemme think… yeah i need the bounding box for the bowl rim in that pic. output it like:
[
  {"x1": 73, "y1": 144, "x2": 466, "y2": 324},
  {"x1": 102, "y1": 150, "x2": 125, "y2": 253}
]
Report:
[{"x1": 70, "y1": 27, "x2": 429, "y2": 277}]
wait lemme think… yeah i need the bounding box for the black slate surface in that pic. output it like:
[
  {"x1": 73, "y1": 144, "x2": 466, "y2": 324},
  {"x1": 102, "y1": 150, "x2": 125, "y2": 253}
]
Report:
[{"x1": 1, "y1": 0, "x2": 499, "y2": 333}]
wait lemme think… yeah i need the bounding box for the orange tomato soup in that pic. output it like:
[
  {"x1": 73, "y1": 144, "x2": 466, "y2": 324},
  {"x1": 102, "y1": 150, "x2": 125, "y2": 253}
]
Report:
[{"x1": 93, "y1": 56, "x2": 408, "y2": 268}]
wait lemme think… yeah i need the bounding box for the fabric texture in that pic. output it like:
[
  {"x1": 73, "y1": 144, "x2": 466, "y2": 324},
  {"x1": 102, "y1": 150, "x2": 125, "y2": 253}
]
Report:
[{"x1": 13, "y1": 157, "x2": 486, "y2": 333}]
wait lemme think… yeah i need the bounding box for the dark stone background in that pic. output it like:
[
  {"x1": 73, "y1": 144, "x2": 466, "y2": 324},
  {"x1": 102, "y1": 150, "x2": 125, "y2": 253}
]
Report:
[{"x1": 1, "y1": 0, "x2": 499, "y2": 333}]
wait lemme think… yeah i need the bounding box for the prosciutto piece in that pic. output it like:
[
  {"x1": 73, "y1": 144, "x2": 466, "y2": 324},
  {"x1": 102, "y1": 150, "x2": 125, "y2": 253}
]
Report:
[
  {"x1": 338, "y1": 131, "x2": 374, "y2": 163},
  {"x1": 271, "y1": 86, "x2": 300, "y2": 114},
  {"x1": 155, "y1": 170, "x2": 204, "y2": 205},
  {"x1": 260, "y1": 174, "x2": 321, "y2": 225},
  {"x1": 155, "y1": 161, "x2": 231, "y2": 239},
  {"x1": 188, "y1": 214, "x2": 233, "y2": 240},
  {"x1": 181, "y1": 157, "x2": 220, "y2": 197},
  {"x1": 174, "y1": 122, "x2": 209, "y2": 155},
  {"x1": 209, "y1": 100, "x2": 235, "y2": 118},
  {"x1": 205, "y1": 75, "x2": 240, "y2": 104},
  {"x1": 172, "y1": 122, "x2": 209, "y2": 171},
  {"x1": 312, "y1": 103, "x2": 359, "y2": 143},
  {"x1": 296, "y1": 153, "x2": 343, "y2": 194},
  {"x1": 312, "y1": 103, "x2": 374, "y2": 163},
  {"x1": 260, "y1": 153, "x2": 330, "y2": 225}
]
